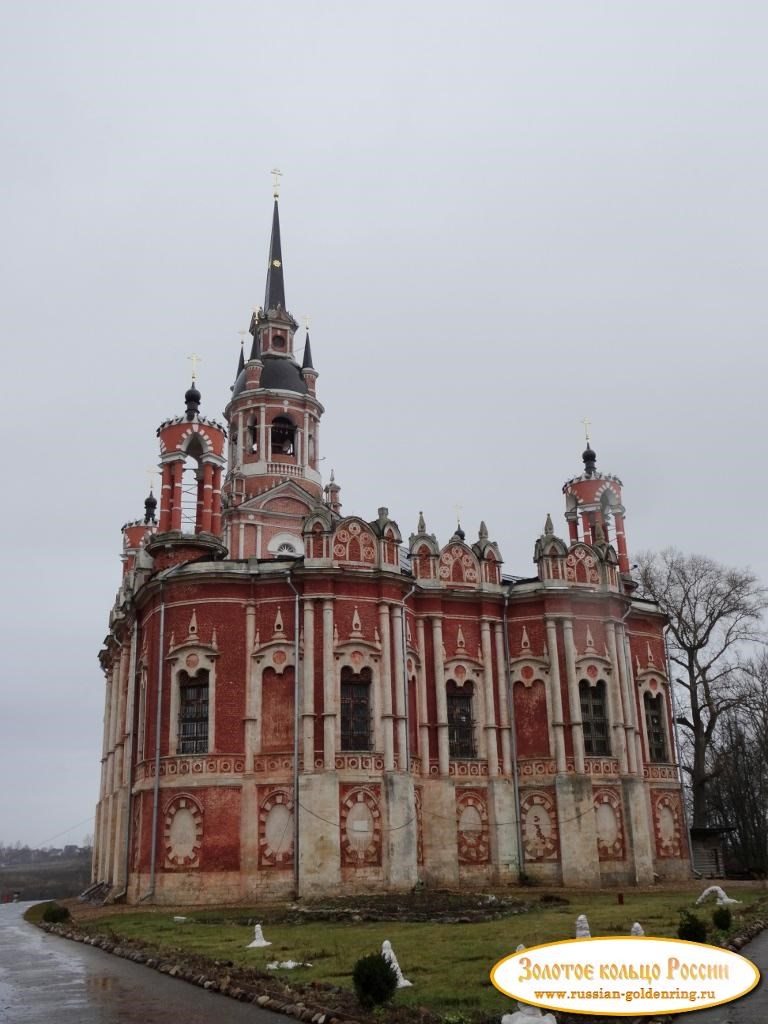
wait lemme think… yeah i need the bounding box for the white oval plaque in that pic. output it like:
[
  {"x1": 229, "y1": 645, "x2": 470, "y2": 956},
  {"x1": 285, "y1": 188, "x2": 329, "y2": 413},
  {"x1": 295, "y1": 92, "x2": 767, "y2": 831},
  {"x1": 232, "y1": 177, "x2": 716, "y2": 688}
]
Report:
[{"x1": 491, "y1": 936, "x2": 759, "y2": 1017}]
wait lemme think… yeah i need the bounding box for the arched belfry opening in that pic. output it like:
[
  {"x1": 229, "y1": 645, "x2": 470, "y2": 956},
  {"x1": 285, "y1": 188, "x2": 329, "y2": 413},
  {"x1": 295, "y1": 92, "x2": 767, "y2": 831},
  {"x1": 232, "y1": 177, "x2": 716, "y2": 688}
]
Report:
[
  {"x1": 180, "y1": 435, "x2": 205, "y2": 534},
  {"x1": 271, "y1": 415, "x2": 296, "y2": 458}
]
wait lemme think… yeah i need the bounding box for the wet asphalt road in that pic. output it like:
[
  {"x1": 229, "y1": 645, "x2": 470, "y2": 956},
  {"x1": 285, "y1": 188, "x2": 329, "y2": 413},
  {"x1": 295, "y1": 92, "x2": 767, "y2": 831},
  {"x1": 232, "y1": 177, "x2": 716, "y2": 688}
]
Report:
[
  {"x1": 673, "y1": 927, "x2": 768, "y2": 1024},
  {"x1": 0, "y1": 902, "x2": 289, "y2": 1024}
]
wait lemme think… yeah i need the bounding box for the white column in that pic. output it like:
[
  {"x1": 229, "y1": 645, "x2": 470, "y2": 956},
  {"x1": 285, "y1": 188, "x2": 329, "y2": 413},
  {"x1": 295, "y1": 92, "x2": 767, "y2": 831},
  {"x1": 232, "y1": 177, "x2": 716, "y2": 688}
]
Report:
[
  {"x1": 494, "y1": 622, "x2": 512, "y2": 776},
  {"x1": 480, "y1": 619, "x2": 499, "y2": 776},
  {"x1": 562, "y1": 619, "x2": 586, "y2": 773},
  {"x1": 379, "y1": 603, "x2": 395, "y2": 770},
  {"x1": 244, "y1": 603, "x2": 257, "y2": 760},
  {"x1": 416, "y1": 618, "x2": 430, "y2": 777},
  {"x1": 391, "y1": 605, "x2": 407, "y2": 767},
  {"x1": 302, "y1": 599, "x2": 315, "y2": 771},
  {"x1": 322, "y1": 599, "x2": 335, "y2": 769},
  {"x1": 432, "y1": 617, "x2": 449, "y2": 776},
  {"x1": 545, "y1": 619, "x2": 567, "y2": 773},
  {"x1": 302, "y1": 411, "x2": 309, "y2": 468},
  {"x1": 259, "y1": 409, "x2": 266, "y2": 460},
  {"x1": 621, "y1": 628, "x2": 645, "y2": 772},
  {"x1": 605, "y1": 621, "x2": 629, "y2": 773}
]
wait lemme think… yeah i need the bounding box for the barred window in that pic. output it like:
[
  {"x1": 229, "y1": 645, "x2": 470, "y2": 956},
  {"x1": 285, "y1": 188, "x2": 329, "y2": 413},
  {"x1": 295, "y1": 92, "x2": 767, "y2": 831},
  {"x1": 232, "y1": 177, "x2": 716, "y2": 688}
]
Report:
[
  {"x1": 340, "y1": 666, "x2": 372, "y2": 751},
  {"x1": 178, "y1": 670, "x2": 209, "y2": 754},
  {"x1": 644, "y1": 691, "x2": 668, "y2": 762},
  {"x1": 447, "y1": 680, "x2": 476, "y2": 759},
  {"x1": 579, "y1": 679, "x2": 610, "y2": 756}
]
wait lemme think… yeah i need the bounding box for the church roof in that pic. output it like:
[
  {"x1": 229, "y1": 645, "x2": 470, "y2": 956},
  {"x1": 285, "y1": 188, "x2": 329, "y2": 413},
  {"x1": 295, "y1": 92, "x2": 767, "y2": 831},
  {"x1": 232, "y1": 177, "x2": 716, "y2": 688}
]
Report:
[{"x1": 232, "y1": 354, "x2": 308, "y2": 397}]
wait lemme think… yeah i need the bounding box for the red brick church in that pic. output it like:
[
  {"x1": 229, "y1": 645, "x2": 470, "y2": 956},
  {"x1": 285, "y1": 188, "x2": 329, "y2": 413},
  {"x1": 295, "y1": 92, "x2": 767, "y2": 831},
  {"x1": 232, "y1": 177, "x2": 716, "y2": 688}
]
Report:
[{"x1": 94, "y1": 192, "x2": 690, "y2": 903}]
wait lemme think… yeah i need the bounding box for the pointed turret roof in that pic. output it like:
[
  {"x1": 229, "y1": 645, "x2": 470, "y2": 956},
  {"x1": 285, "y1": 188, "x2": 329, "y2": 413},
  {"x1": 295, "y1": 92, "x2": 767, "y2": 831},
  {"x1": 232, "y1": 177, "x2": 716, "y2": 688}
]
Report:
[
  {"x1": 264, "y1": 199, "x2": 285, "y2": 310},
  {"x1": 302, "y1": 330, "x2": 314, "y2": 370},
  {"x1": 236, "y1": 340, "x2": 245, "y2": 376}
]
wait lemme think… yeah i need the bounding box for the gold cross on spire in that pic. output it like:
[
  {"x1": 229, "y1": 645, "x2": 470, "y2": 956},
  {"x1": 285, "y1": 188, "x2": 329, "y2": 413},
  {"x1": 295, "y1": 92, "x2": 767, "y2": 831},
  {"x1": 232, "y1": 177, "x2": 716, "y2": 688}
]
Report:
[
  {"x1": 302, "y1": 314, "x2": 312, "y2": 331},
  {"x1": 146, "y1": 467, "x2": 157, "y2": 494},
  {"x1": 581, "y1": 417, "x2": 592, "y2": 444},
  {"x1": 453, "y1": 503, "x2": 464, "y2": 526},
  {"x1": 188, "y1": 352, "x2": 202, "y2": 382},
  {"x1": 238, "y1": 329, "x2": 248, "y2": 346},
  {"x1": 271, "y1": 167, "x2": 283, "y2": 198}
]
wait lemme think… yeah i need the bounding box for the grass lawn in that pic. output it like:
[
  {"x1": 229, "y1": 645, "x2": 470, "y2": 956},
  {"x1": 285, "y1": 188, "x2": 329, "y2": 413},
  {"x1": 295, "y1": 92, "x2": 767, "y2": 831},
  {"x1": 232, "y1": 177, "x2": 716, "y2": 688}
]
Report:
[{"x1": 71, "y1": 885, "x2": 768, "y2": 1017}]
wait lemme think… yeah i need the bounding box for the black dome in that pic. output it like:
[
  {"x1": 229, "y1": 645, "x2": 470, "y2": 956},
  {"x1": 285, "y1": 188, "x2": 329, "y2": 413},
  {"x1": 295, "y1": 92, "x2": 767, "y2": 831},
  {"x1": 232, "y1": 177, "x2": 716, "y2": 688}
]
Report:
[{"x1": 232, "y1": 355, "x2": 307, "y2": 398}]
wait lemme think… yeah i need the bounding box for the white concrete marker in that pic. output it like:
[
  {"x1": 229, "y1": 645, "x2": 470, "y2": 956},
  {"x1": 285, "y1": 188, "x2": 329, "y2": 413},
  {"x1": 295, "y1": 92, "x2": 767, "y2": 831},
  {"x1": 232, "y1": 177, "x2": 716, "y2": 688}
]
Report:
[
  {"x1": 630, "y1": 922, "x2": 644, "y2": 936},
  {"x1": 381, "y1": 940, "x2": 413, "y2": 988},
  {"x1": 247, "y1": 924, "x2": 272, "y2": 948},
  {"x1": 501, "y1": 944, "x2": 557, "y2": 1024},
  {"x1": 575, "y1": 914, "x2": 591, "y2": 938}
]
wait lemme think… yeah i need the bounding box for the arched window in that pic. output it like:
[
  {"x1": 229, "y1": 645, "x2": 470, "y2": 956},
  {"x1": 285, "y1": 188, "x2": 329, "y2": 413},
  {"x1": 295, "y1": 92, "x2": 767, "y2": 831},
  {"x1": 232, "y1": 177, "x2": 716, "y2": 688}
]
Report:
[
  {"x1": 447, "y1": 680, "x2": 476, "y2": 758},
  {"x1": 340, "y1": 666, "x2": 372, "y2": 751},
  {"x1": 644, "y1": 691, "x2": 668, "y2": 762},
  {"x1": 271, "y1": 416, "x2": 295, "y2": 456},
  {"x1": 579, "y1": 679, "x2": 610, "y2": 756},
  {"x1": 178, "y1": 669, "x2": 209, "y2": 754}
]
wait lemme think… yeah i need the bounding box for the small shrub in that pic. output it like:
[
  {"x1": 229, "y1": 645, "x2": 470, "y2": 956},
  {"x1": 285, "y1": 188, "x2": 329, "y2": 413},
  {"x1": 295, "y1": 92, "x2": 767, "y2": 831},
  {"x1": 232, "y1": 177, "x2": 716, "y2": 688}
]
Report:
[
  {"x1": 352, "y1": 952, "x2": 398, "y2": 1008},
  {"x1": 713, "y1": 905, "x2": 732, "y2": 931},
  {"x1": 42, "y1": 902, "x2": 71, "y2": 924},
  {"x1": 678, "y1": 910, "x2": 707, "y2": 943}
]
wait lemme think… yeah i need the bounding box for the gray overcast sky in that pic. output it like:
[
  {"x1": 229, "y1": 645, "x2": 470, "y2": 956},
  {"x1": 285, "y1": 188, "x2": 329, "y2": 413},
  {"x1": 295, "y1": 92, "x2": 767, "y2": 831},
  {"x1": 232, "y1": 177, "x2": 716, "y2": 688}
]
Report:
[{"x1": 2, "y1": 1, "x2": 767, "y2": 846}]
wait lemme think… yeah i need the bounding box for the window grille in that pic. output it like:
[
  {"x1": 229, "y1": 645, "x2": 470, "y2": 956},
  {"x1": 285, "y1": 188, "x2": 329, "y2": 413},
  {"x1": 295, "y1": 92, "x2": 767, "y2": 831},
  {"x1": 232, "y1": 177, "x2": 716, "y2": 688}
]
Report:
[
  {"x1": 340, "y1": 667, "x2": 372, "y2": 751},
  {"x1": 579, "y1": 679, "x2": 610, "y2": 756},
  {"x1": 179, "y1": 674, "x2": 209, "y2": 754},
  {"x1": 644, "y1": 691, "x2": 668, "y2": 762},
  {"x1": 447, "y1": 683, "x2": 476, "y2": 758}
]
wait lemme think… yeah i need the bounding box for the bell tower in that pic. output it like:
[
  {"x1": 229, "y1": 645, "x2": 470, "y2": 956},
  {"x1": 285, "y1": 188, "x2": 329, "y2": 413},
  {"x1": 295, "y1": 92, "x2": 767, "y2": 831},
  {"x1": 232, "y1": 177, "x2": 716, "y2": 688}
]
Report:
[
  {"x1": 562, "y1": 434, "x2": 631, "y2": 574},
  {"x1": 222, "y1": 181, "x2": 325, "y2": 559}
]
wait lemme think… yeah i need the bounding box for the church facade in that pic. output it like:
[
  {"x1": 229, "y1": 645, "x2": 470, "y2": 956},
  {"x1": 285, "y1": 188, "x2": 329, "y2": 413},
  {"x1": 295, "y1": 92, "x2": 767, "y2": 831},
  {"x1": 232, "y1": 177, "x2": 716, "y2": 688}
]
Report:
[{"x1": 94, "y1": 196, "x2": 690, "y2": 904}]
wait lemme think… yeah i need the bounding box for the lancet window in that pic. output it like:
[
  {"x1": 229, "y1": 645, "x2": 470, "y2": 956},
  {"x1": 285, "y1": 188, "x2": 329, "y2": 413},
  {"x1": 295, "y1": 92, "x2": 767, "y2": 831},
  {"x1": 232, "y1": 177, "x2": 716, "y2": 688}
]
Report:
[
  {"x1": 579, "y1": 679, "x2": 610, "y2": 756},
  {"x1": 340, "y1": 666, "x2": 372, "y2": 751},
  {"x1": 178, "y1": 670, "x2": 210, "y2": 754},
  {"x1": 644, "y1": 691, "x2": 668, "y2": 762},
  {"x1": 447, "y1": 680, "x2": 476, "y2": 759}
]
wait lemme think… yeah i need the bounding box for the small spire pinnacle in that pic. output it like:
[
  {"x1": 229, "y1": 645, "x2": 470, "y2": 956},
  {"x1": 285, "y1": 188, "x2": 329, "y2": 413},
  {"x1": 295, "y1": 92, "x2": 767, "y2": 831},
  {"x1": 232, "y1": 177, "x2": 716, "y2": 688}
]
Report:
[
  {"x1": 302, "y1": 329, "x2": 314, "y2": 369},
  {"x1": 417, "y1": 510, "x2": 426, "y2": 533},
  {"x1": 479, "y1": 520, "x2": 488, "y2": 542},
  {"x1": 544, "y1": 513, "x2": 554, "y2": 536},
  {"x1": 236, "y1": 335, "x2": 245, "y2": 376},
  {"x1": 264, "y1": 177, "x2": 286, "y2": 311}
]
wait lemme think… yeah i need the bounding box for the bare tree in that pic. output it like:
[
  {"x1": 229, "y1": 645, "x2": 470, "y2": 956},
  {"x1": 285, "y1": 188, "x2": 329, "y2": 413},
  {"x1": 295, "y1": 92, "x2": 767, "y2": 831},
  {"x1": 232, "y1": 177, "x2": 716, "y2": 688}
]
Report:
[
  {"x1": 636, "y1": 549, "x2": 767, "y2": 828},
  {"x1": 707, "y1": 661, "x2": 768, "y2": 874}
]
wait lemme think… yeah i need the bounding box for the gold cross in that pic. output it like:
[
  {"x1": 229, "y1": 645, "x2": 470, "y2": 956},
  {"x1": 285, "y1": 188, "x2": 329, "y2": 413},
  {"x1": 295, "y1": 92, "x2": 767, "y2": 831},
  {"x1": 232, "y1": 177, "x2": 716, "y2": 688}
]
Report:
[
  {"x1": 238, "y1": 329, "x2": 248, "y2": 345},
  {"x1": 188, "y1": 352, "x2": 202, "y2": 382},
  {"x1": 146, "y1": 468, "x2": 157, "y2": 494},
  {"x1": 271, "y1": 167, "x2": 283, "y2": 198},
  {"x1": 581, "y1": 417, "x2": 591, "y2": 443},
  {"x1": 302, "y1": 314, "x2": 312, "y2": 331},
  {"x1": 453, "y1": 503, "x2": 463, "y2": 526}
]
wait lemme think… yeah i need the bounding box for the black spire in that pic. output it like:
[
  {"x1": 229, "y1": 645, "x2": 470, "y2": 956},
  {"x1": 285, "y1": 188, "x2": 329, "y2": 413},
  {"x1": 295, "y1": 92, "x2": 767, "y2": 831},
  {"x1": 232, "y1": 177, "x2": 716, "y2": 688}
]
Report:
[
  {"x1": 264, "y1": 199, "x2": 285, "y2": 310},
  {"x1": 144, "y1": 490, "x2": 157, "y2": 525},
  {"x1": 302, "y1": 330, "x2": 314, "y2": 369},
  {"x1": 582, "y1": 442, "x2": 597, "y2": 478},
  {"x1": 236, "y1": 340, "x2": 245, "y2": 376}
]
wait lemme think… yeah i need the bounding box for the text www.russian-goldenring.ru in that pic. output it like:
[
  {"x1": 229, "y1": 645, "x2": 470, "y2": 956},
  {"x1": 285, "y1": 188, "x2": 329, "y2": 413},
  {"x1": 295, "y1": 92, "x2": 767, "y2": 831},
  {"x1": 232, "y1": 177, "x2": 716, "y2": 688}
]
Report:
[{"x1": 533, "y1": 988, "x2": 717, "y2": 1004}]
